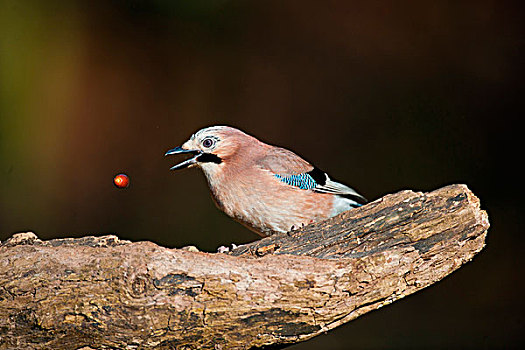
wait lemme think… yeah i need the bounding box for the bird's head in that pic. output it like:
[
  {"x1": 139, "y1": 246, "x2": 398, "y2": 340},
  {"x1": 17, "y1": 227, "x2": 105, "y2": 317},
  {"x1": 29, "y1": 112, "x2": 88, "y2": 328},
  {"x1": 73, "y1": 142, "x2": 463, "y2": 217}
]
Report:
[{"x1": 165, "y1": 126, "x2": 257, "y2": 171}]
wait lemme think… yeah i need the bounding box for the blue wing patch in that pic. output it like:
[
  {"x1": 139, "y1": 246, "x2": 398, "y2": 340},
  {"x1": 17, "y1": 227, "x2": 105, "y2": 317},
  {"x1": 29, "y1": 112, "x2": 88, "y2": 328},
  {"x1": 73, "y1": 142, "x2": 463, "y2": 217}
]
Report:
[{"x1": 274, "y1": 173, "x2": 317, "y2": 190}]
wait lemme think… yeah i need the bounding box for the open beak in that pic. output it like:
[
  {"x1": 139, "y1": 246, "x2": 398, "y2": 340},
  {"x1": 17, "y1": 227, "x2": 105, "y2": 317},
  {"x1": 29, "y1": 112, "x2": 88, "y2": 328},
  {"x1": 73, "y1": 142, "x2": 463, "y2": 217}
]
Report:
[{"x1": 165, "y1": 146, "x2": 202, "y2": 170}]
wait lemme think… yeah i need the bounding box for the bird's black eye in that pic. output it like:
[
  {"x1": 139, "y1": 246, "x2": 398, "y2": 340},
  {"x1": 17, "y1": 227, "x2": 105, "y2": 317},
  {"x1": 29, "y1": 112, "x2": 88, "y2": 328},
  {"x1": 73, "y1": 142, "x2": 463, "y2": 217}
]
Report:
[{"x1": 202, "y1": 137, "x2": 215, "y2": 148}]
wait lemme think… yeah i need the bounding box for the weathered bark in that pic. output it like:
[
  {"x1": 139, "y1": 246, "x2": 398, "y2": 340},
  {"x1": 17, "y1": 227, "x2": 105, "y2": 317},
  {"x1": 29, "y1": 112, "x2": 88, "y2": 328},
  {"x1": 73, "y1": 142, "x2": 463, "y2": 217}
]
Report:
[{"x1": 0, "y1": 184, "x2": 488, "y2": 349}]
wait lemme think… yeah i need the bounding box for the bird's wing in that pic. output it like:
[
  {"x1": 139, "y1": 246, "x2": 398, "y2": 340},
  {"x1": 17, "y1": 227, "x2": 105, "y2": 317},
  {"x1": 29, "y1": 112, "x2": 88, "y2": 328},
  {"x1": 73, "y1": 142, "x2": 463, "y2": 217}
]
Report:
[
  {"x1": 256, "y1": 146, "x2": 313, "y2": 175},
  {"x1": 256, "y1": 147, "x2": 367, "y2": 204}
]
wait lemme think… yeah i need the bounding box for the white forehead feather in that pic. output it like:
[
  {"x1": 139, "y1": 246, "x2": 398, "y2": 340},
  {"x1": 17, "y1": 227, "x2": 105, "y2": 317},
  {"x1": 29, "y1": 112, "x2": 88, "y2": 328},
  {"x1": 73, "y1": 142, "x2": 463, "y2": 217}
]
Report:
[{"x1": 192, "y1": 125, "x2": 242, "y2": 140}]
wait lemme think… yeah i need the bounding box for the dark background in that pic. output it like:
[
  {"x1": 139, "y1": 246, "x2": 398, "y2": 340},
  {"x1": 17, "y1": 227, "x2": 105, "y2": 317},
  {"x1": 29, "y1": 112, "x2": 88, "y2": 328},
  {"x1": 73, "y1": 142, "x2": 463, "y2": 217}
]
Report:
[{"x1": 0, "y1": 1, "x2": 523, "y2": 348}]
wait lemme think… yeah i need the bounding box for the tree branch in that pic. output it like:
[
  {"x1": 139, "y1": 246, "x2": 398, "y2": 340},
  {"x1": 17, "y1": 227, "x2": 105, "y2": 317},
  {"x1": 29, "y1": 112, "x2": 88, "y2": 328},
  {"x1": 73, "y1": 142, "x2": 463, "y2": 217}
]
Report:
[{"x1": 0, "y1": 184, "x2": 488, "y2": 349}]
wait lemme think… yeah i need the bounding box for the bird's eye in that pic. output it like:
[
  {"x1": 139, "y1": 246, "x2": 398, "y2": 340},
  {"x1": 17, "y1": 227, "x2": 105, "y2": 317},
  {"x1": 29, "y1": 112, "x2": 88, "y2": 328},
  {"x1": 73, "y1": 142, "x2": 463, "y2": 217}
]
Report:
[{"x1": 202, "y1": 138, "x2": 215, "y2": 148}]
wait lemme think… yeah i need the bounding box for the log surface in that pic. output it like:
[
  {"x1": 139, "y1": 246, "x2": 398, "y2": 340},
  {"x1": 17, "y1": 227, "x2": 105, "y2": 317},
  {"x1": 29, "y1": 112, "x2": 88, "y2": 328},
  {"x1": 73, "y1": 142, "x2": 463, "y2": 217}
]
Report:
[{"x1": 0, "y1": 184, "x2": 489, "y2": 349}]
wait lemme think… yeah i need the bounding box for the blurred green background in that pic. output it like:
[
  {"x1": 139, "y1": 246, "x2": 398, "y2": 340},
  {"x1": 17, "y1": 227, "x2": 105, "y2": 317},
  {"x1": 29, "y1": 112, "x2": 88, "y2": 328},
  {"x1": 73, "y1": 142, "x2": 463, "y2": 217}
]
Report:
[{"x1": 1, "y1": 0, "x2": 523, "y2": 348}]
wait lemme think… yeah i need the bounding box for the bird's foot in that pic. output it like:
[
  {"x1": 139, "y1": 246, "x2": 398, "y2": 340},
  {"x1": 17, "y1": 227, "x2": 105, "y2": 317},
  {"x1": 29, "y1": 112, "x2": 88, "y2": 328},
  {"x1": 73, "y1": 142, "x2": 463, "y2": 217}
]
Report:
[{"x1": 216, "y1": 243, "x2": 238, "y2": 254}]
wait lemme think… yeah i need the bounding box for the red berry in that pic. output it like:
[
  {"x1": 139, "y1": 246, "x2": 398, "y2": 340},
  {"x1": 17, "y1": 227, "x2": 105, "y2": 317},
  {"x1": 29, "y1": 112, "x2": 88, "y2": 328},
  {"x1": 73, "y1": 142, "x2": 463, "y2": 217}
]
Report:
[{"x1": 113, "y1": 174, "x2": 129, "y2": 188}]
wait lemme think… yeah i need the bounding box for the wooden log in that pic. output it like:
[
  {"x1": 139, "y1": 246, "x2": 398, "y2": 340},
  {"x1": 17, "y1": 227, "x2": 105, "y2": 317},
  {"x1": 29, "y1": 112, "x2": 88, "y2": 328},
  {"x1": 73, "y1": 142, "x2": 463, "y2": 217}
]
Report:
[{"x1": 0, "y1": 184, "x2": 488, "y2": 349}]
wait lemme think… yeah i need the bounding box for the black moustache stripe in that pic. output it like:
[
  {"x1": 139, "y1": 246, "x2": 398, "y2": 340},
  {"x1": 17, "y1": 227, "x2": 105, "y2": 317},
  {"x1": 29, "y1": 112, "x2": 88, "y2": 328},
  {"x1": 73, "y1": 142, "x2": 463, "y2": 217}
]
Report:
[{"x1": 197, "y1": 153, "x2": 222, "y2": 164}]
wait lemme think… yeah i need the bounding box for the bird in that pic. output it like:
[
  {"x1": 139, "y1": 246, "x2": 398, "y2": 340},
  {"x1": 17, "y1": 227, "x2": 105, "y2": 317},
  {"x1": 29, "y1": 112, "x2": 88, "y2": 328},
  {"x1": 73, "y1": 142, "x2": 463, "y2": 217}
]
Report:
[{"x1": 165, "y1": 126, "x2": 367, "y2": 237}]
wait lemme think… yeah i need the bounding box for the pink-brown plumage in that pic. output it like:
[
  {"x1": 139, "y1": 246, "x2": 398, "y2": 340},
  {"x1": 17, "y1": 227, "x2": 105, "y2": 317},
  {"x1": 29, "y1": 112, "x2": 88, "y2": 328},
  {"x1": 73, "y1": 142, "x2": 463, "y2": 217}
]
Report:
[{"x1": 166, "y1": 126, "x2": 366, "y2": 236}]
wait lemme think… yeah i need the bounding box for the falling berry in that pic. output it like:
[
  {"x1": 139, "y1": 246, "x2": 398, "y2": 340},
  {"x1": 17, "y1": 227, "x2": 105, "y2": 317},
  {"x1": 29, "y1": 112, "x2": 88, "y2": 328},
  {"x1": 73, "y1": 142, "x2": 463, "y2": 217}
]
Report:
[{"x1": 113, "y1": 174, "x2": 129, "y2": 188}]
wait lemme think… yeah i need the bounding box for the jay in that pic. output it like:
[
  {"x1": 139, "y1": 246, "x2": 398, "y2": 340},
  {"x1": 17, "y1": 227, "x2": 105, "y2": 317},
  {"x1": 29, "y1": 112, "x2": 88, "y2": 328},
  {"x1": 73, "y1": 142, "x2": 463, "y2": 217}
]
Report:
[{"x1": 165, "y1": 126, "x2": 366, "y2": 237}]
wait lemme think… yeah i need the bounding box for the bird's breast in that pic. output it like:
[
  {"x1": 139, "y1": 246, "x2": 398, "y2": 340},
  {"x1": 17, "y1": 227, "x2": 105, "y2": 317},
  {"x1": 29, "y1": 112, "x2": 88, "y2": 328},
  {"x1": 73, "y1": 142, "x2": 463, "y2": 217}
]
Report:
[{"x1": 203, "y1": 167, "x2": 334, "y2": 235}]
